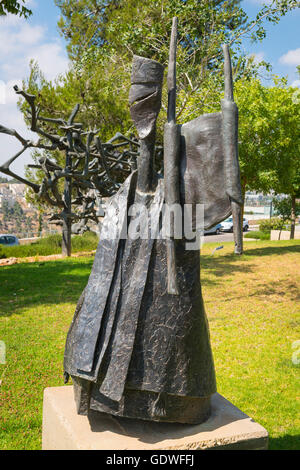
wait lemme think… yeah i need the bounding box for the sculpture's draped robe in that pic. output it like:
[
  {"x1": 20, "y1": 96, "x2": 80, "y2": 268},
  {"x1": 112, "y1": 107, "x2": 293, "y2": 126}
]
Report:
[
  {"x1": 64, "y1": 110, "x2": 242, "y2": 421},
  {"x1": 64, "y1": 172, "x2": 217, "y2": 412}
]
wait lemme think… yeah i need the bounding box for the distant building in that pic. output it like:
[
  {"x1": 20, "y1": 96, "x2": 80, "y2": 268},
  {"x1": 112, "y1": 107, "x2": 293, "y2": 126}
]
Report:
[{"x1": 244, "y1": 191, "x2": 288, "y2": 220}]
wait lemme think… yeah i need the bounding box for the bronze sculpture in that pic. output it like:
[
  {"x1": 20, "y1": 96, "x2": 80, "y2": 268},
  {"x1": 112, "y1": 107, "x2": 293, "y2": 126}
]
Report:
[
  {"x1": 64, "y1": 18, "x2": 242, "y2": 424},
  {"x1": 0, "y1": 88, "x2": 142, "y2": 256}
]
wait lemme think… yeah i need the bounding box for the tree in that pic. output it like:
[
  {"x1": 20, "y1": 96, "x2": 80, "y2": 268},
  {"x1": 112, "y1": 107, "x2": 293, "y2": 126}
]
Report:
[
  {"x1": 0, "y1": 0, "x2": 32, "y2": 17},
  {"x1": 234, "y1": 78, "x2": 300, "y2": 238},
  {"x1": 273, "y1": 196, "x2": 300, "y2": 239},
  {"x1": 20, "y1": 1, "x2": 297, "y2": 149},
  {"x1": 272, "y1": 165, "x2": 300, "y2": 239},
  {"x1": 185, "y1": 74, "x2": 300, "y2": 243},
  {"x1": 0, "y1": 86, "x2": 141, "y2": 255},
  {"x1": 19, "y1": 1, "x2": 297, "y2": 187},
  {"x1": 54, "y1": 0, "x2": 298, "y2": 126}
]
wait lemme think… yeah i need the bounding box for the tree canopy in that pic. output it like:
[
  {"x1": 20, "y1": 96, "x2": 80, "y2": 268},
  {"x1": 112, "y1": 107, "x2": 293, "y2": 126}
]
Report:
[
  {"x1": 234, "y1": 77, "x2": 300, "y2": 200},
  {"x1": 21, "y1": 1, "x2": 298, "y2": 146},
  {"x1": 0, "y1": 0, "x2": 32, "y2": 17}
]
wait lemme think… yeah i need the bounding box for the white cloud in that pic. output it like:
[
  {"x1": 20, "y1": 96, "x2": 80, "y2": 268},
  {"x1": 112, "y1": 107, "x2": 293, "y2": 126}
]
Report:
[
  {"x1": 27, "y1": 43, "x2": 69, "y2": 81},
  {"x1": 291, "y1": 79, "x2": 300, "y2": 88},
  {"x1": 17, "y1": 23, "x2": 45, "y2": 46},
  {"x1": 0, "y1": 11, "x2": 69, "y2": 176},
  {"x1": 279, "y1": 48, "x2": 300, "y2": 66},
  {"x1": 250, "y1": 52, "x2": 265, "y2": 64},
  {"x1": 0, "y1": 14, "x2": 69, "y2": 82},
  {"x1": 0, "y1": 101, "x2": 37, "y2": 175},
  {"x1": 26, "y1": 0, "x2": 37, "y2": 7},
  {"x1": 4, "y1": 80, "x2": 23, "y2": 105}
]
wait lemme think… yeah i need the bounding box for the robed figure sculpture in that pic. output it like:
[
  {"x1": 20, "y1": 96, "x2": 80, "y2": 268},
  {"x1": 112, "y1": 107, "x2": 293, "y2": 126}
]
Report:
[{"x1": 64, "y1": 18, "x2": 242, "y2": 424}]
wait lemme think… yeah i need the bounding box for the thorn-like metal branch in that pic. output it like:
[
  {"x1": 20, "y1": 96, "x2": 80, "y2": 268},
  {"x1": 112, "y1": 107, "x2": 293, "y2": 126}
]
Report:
[
  {"x1": 0, "y1": 87, "x2": 142, "y2": 240},
  {"x1": 223, "y1": 44, "x2": 234, "y2": 101}
]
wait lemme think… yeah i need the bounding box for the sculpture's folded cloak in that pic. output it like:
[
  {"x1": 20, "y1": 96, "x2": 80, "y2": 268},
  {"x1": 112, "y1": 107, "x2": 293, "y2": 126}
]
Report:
[
  {"x1": 64, "y1": 171, "x2": 217, "y2": 423},
  {"x1": 64, "y1": 46, "x2": 242, "y2": 424}
]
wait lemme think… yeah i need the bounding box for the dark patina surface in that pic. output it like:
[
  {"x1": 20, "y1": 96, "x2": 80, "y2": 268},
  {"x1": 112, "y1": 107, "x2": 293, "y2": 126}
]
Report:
[{"x1": 64, "y1": 24, "x2": 242, "y2": 424}]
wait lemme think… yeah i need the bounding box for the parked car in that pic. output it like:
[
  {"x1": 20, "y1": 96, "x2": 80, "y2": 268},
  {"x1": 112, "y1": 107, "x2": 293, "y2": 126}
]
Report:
[
  {"x1": 0, "y1": 234, "x2": 20, "y2": 246},
  {"x1": 220, "y1": 218, "x2": 249, "y2": 232},
  {"x1": 204, "y1": 223, "x2": 222, "y2": 235}
]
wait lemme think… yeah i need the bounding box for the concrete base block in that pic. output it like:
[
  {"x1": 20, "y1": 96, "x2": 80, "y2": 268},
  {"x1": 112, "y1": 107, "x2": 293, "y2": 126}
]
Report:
[{"x1": 42, "y1": 386, "x2": 268, "y2": 450}]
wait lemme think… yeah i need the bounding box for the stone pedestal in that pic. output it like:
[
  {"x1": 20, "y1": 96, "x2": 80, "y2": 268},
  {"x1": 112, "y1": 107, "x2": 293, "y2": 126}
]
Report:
[{"x1": 42, "y1": 386, "x2": 268, "y2": 450}]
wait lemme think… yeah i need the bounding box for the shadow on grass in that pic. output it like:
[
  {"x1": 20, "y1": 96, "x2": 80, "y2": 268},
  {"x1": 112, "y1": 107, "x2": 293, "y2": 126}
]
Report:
[
  {"x1": 269, "y1": 434, "x2": 300, "y2": 450},
  {"x1": 200, "y1": 258, "x2": 255, "y2": 286},
  {"x1": 249, "y1": 279, "x2": 300, "y2": 302},
  {"x1": 1, "y1": 242, "x2": 299, "y2": 315},
  {"x1": 243, "y1": 243, "x2": 300, "y2": 258},
  {"x1": 201, "y1": 248, "x2": 254, "y2": 287},
  {"x1": 0, "y1": 258, "x2": 94, "y2": 317},
  {"x1": 200, "y1": 242, "x2": 300, "y2": 287}
]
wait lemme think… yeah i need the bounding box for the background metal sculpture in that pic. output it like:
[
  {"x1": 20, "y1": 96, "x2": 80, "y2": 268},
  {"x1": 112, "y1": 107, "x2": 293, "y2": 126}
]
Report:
[
  {"x1": 0, "y1": 87, "x2": 141, "y2": 255},
  {"x1": 63, "y1": 18, "x2": 243, "y2": 425}
]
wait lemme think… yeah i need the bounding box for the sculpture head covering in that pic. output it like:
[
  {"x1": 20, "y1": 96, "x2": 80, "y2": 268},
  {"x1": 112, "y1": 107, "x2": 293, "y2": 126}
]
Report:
[{"x1": 129, "y1": 55, "x2": 164, "y2": 139}]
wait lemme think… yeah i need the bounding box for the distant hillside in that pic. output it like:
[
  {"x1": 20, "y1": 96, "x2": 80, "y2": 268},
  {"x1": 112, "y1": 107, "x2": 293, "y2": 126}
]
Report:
[
  {"x1": 0, "y1": 177, "x2": 22, "y2": 184},
  {"x1": 0, "y1": 183, "x2": 54, "y2": 238}
]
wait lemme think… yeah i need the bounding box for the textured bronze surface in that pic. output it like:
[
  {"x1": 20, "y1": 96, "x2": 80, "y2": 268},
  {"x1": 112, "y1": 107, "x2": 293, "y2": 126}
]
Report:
[
  {"x1": 89, "y1": 387, "x2": 211, "y2": 425},
  {"x1": 180, "y1": 112, "x2": 233, "y2": 230},
  {"x1": 64, "y1": 174, "x2": 217, "y2": 423},
  {"x1": 64, "y1": 19, "x2": 242, "y2": 425}
]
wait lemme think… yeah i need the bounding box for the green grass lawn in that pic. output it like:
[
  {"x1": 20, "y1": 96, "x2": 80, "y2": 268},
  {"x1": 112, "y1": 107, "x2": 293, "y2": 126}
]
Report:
[{"x1": 0, "y1": 239, "x2": 299, "y2": 450}]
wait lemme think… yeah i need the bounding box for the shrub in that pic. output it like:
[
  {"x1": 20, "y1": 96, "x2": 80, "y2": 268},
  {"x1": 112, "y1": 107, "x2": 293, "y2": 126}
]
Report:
[
  {"x1": 38, "y1": 234, "x2": 62, "y2": 249},
  {"x1": 259, "y1": 218, "x2": 284, "y2": 233},
  {"x1": 72, "y1": 231, "x2": 99, "y2": 251},
  {"x1": 0, "y1": 245, "x2": 7, "y2": 259},
  {"x1": 244, "y1": 231, "x2": 270, "y2": 240}
]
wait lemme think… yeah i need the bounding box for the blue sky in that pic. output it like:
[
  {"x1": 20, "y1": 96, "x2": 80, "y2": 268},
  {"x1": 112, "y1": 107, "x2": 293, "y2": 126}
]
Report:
[
  {"x1": 0, "y1": 0, "x2": 299, "y2": 176},
  {"x1": 242, "y1": 0, "x2": 300, "y2": 86}
]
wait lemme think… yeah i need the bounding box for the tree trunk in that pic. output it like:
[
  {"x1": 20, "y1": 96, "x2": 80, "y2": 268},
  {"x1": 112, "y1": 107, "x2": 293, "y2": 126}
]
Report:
[
  {"x1": 290, "y1": 194, "x2": 296, "y2": 240},
  {"x1": 231, "y1": 178, "x2": 245, "y2": 255},
  {"x1": 62, "y1": 150, "x2": 72, "y2": 257},
  {"x1": 38, "y1": 211, "x2": 43, "y2": 237},
  {"x1": 62, "y1": 216, "x2": 72, "y2": 257},
  {"x1": 241, "y1": 179, "x2": 246, "y2": 221},
  {"x1": 278, "y1": 220, "x2": 285, "y2": 240}
]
